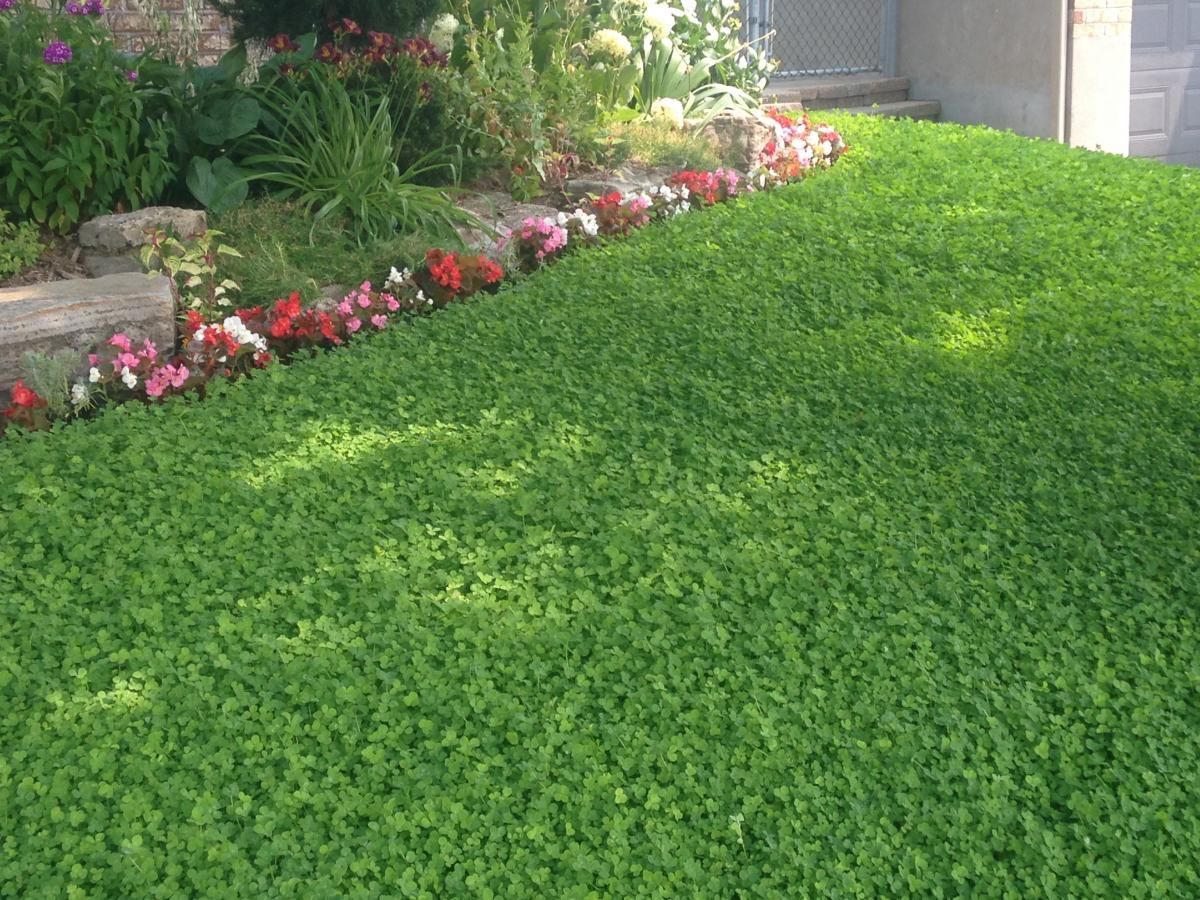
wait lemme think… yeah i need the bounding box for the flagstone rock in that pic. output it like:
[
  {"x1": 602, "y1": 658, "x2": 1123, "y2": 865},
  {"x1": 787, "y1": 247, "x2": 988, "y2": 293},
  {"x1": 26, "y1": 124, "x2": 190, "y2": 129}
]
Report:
[
  {"x1": 0, "y1": 273, "x2": 175, "y2": 392},
  {"x1": 78, "y1": 207, "x2": 207, "y2": 255},
  {"x1": 690, "y1": 109, "x2": 777, "y2": 172}
]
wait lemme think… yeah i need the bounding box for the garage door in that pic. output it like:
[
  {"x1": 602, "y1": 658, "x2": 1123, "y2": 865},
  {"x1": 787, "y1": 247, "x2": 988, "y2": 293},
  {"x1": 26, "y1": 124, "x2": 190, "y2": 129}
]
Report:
[{"x1": 1130, "y1": 0, "x2": 1200, "y2": 164}]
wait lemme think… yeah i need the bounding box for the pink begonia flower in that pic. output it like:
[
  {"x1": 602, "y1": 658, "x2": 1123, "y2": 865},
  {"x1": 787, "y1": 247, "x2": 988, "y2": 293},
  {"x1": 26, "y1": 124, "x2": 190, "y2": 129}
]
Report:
[
  {"x1": 359, "y1": 281, "x2": 372, "y2": 293},
  {"x1": 345, "y1": 318, "x2": 362, "y2": 334},
  {"x1": 337, "y1": 299, "x2": 354, "y2": 317},
  {"x1": 144, "y1": 372, "x2": 167, "y2": 398},
  {"x1": 371, "y1": 314, "x2": 388, "y2": 329},
  {"x1": 141, "y1": 338, "x2": 158, "y2": 361},
  {"x1": 88, "y1": 353, "x2": 99, "y2": 366},
  {"x1": 167, "y1": 364, "x2": 188, "y2": 387},
  {"x1": 384, "y1": 295, "x2": 400, "y2": 312},
  {"x1": 108, "y1": 332, "x2": 132, "y2": 352},
  {"x1": 144, "y1": 364, "x2": 186, "y2": 400},
  {"x1": 627, "y1": 195, "x2": 651, "y2": 215},
  {"x1": 356, "y1": 294, "x2": 372, "y2": 309}
]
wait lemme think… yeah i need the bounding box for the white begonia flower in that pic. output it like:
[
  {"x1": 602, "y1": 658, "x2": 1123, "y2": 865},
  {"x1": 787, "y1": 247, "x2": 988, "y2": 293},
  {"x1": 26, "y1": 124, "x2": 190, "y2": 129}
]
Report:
[
  {"x1": 429, "y1": 13, "x2": 460, "y2": 52},
  {"x1": 88, "y1": 366, "x2": 102, "y2": 383},
  {"x1": 120, "y1": 366, "x2": 137, "y2": 390},
  {"x1": 575, "y1": 211, "x2": 599, "y2": 237},
  {"x1": 678, "y1": 0, "x2": 698, "y2": 22},
  {"x1": 649, "y1": 97, "x2": 685, "y2": 129},
  {"x1": 71, "y1": 383, "x2": 89, "y2": 406},
  {"x1": 820, "y1": 140, "x2": 834, "y2": 156},
  {"x1": 644, "y1": 3, "x2": 677, "y2": 39},
  {"x1": 386, "y1": 266, "x2": 411, "y2": 290},
  {"x1": 588, "y1": 28, "x2": 633, "y2": 61}
]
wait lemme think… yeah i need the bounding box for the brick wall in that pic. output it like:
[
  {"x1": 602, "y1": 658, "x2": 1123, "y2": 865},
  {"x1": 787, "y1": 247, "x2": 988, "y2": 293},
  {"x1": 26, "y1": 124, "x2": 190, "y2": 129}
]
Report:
[
  {"x1": 1071, "y1": 0, "x2": 1133, "y2": 39},
  {"x1": 103, "y1": 0, "x2": 236, "y2": 65}
]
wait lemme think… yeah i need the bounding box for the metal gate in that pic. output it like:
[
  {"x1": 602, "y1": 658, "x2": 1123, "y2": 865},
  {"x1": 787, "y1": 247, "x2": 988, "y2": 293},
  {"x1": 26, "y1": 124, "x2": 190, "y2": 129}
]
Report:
[{"x1": 744, "y1": 0, "x2": 898, "y2": 77}]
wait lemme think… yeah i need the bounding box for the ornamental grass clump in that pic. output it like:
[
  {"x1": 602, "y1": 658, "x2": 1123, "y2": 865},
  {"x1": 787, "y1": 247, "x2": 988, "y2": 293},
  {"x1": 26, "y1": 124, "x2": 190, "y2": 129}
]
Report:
[
  {"x1": 260, "y1": 18, "x2": 463, "y2": 178},
  {"x1": 245, "y1": 64, "x2": 478, "y2": 246}
]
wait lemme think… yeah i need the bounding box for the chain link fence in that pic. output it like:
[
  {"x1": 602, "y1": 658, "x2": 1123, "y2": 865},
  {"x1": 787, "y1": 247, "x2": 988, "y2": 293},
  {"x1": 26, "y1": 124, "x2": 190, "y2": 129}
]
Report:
[{"x1": 744, "y1": 0, "x2": 894, "y2": 77}]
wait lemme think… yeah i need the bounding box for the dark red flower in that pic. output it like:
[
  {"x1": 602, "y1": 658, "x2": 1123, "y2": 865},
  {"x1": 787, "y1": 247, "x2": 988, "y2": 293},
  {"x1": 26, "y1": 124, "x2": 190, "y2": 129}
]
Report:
[
  {"x1": 317, "y1": 42, "x2": 343, "y2": 64},
  {"x1": 399, "y1": 36, "x2": 448, "y2": 68},
  {"x1": 267, "y1": 33, "x2": 300, "y2": 53},
  {"x1": 368, "y1": 30, "x2": 396, "y2": 50}
]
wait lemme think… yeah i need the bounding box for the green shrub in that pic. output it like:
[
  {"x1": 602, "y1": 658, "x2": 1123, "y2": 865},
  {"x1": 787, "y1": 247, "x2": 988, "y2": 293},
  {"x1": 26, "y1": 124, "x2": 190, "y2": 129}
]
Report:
[
  {"x1": 210, "y1": 0, "x2": 439, "y2": 43},
  {"x1": 0, "y1": 211, "x2": 41, "y2": 280},
  {"x1": 1, "y1": 119, "x2": 1199, "y2": 896},
  {"x1": 447, "y1": 7, "x2": 603, "y2": 197},
  {"x1": 0, "y1": 2, "x2": 174, "y2": 231}
]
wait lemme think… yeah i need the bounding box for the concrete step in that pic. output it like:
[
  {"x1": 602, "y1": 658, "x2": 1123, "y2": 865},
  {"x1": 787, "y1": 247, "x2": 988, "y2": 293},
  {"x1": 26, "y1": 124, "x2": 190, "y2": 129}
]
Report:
[
  {"x1": 765, "y1": 75, "x2": 910, "y2": 106},
  {"x1": 804, "y1": 89, "x2": 910, "y2": 110},
  {"x1": 771, "y1": 98, "x2": 941, "y2": 122},
  {"x1": 835, "y1": 99, "x2": 943, "y2": 121}
]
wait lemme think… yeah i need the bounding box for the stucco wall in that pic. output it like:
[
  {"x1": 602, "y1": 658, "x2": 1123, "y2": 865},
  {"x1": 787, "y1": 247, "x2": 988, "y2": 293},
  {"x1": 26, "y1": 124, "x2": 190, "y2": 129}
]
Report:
[
  {"x1": 1069, "y1": 0, "x2": 1131, "y2": 154},
  {"x1": 896, "y1": 0, "x2": 1063, "y2": 139}
]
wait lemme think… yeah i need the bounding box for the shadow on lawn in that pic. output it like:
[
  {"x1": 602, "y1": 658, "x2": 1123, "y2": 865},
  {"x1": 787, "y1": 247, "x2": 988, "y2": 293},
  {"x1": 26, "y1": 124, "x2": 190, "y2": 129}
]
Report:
[{"x1": 3, "y1": 132, "x2": 1200, "y2": 893}]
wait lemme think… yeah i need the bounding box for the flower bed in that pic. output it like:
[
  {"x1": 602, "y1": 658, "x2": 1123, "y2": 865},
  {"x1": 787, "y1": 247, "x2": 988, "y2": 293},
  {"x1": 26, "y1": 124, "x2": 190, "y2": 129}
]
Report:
[{"x1": 1, "y1": 110, "x2": 845, "y2": 438}]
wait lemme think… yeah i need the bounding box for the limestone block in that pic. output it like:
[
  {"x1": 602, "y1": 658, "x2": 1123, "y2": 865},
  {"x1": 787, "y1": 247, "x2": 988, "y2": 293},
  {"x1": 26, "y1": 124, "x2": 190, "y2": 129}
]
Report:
[
  {"x1": 77, "y1": 207, "x2": 207, "y2": 254},
  {"x1": 0, "y1": 273, "x2": 175, "y2": 390},
  {"x1": 82, "y1": 253, "x2": 144, "y2": 278},
  {"x1": 455, "y1": 192, "x2": 561, "y2": 253},
  {"x1": 691, "y1": 109, "x2": 776, "y2": 171}
]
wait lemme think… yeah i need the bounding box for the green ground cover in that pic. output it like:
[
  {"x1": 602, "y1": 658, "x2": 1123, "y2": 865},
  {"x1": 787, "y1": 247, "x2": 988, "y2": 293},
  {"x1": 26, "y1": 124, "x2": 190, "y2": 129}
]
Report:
[{"x1": 1, "y1": 117, "x2": 1198, "y2": 896}]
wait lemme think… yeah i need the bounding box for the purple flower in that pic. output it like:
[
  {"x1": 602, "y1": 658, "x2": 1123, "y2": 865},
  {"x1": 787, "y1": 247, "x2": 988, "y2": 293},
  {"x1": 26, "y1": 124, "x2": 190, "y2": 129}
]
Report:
[
  {"x1": 126, "y1": 69, "x2": 138, "y2": 82},
  {"x1": 43, "y1": 41, "x2": 73, "y2": 65},
  {"x1": 65, "y1": 0, "x2": 85, "y2": 13},
  {"x1": 0, "y1": 0, "x2": 16, "y2": 11},
  {"x1": 86, "y1": 0, "x2": 105, "y2": 13}
]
